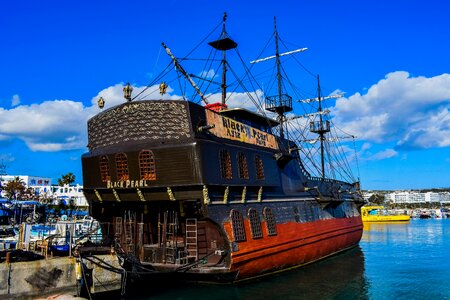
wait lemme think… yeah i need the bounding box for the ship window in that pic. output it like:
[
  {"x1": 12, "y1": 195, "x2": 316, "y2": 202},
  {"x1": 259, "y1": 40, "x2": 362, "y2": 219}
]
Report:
[
  {"x1": 220, "y1": 150, "x2": 232, "y2": 179},
  {"x1": 255, "y1": 155, "x2": 265, "y2": 180},
  {"x1": 248, "y1": 209, "x2": 263, "y2": 239},
  {"x1": 263, "y1": 207, "x2": 277, "y2": 236},
  {"x1": 306, "y1": 202, "x2": 315, "y2": 221},
  {"x1": 309, "y1": 204, "x2": 319, "y2": 221},
  {"x1": 139, "y1": 150, "x2": 156, "y2": 180},
  {"x1": 99, "y1": 155, "x2": 111, "y2": 182},
  {"x1": 293, "y1": 206, "x2": 300, "y2": 222},
  {"x1": 237, "y1": 152, "x2": 249, "y2": 179},
  {"x1": 115, "y1": 153, "x2": 129, "y2": 181},
  {"x1": 230, "y1": 210, "x2": 246, "y2": 242}
]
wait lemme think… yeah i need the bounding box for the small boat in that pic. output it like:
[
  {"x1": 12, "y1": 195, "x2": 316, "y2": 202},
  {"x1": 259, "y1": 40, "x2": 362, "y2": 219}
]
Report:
[
  {"x1": 0, "y1": 226, "x2": 17, "y2": 250},
  {"x1": 361, "y1": 206, "x2": 410, "y2": 222},
  {"x1": 419, "y1": 211, "x2": 432, "y2": 219},
  {"x1": 441, "y1": 208, "x2": 450, "y2": 219}
]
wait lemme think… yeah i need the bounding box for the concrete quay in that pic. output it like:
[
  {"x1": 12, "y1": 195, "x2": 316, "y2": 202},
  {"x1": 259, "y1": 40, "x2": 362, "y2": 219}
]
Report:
[{"x1": 0, "y1": 254, "x2": 121, "y2": 299}]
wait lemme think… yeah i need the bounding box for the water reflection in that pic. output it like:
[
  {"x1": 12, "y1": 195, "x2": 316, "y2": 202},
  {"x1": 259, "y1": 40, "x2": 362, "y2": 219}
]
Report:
[
  {"x1": 362, "y1": 222, "x2": 411, "y2": 243},
  {"x1": 362, "y1": 219, "x2": 444, "y2": 245},
  {"x1": 130, "y1": 247, "x2": 369, "y2": 300}
]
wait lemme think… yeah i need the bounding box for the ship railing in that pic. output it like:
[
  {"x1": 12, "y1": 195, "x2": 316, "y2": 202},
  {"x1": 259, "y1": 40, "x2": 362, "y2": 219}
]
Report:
[
  {"x1": 308, "y1": 176, "x2": 350, "y2": 186},
  {"x1": 265, "y1": 94, "x2": 293, "y2": 113}
]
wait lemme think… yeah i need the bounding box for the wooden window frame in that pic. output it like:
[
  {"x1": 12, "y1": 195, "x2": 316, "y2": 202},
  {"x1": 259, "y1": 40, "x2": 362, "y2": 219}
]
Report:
[
  {"x1": 255, "y1": 155, "x2": 265, "y2": 180},
  {"x1": 230, "y1": 209, "x2": 246, "y2": 242},
  {"x1": 139, "y1": 150, "x2": 156, "y2": 180},
  {"x1": 237, "y1": 152, "x2": 249, "y2": 180},
  {"x1": 115, "y1": 152, "x2": 129, "y2": 181},
  {"x1": 248, "y1": 208, "x2": 263, "y2": 239},
  {"x1": 99, "y1": 155, "x2": 111, "y2": 182},
  {"x1": 220, "y1": 150, "x2": 232, "y2": 180},
  {"x1": 293, "y1": 205, "x2": 301, "y2": 222},
  {"x1": 263, "y1": 207, "x2": 277, "y2": 236}
]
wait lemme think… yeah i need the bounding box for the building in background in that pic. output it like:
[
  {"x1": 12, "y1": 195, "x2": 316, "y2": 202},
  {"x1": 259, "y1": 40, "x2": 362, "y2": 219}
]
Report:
[
  {"x1": 384, "y1": 191, "x2": 450, "y2": 204},
  {"x1": 0, "y1": 175, "x2": 88, "y2": 207},
  {"x1": 0, "y1": 175, "x2": 52, "y2": 198}
]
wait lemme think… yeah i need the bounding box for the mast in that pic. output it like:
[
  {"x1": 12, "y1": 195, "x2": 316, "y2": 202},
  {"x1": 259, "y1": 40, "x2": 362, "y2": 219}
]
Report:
[
  {"x1": 221, "y1": 14, "x2": 228, "y2": 105},
  {"x1": 274, "y1": 17, "x2": 285, "y2": 139},
  {"x1": 309, "y1": 75, "x2": 330, "y2": 180},
  {"x1": 250, "y1": 17, "x2": 308, "y2": 141},
  {"x1": 317, "y1": 75, "x2": 325, "y2": 179},
  {"x1": 208, "y1": 12, "x2": 237, "y2": 107},
  {"x1": 257, "y1": 17, "x2": 295, "y2": 140}
]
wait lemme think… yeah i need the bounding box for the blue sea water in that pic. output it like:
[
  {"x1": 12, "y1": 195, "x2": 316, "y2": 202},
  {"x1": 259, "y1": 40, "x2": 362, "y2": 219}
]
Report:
[
  {"x1": 362, "y1": 219, "x2": 450, "y2": 299},
  {"x1": 128, "y1": 219, "x2": 450, "y2": 299}
]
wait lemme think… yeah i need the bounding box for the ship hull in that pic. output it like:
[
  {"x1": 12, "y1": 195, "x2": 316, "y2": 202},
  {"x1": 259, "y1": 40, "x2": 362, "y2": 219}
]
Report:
[
  {"x1": 226, "y1": 216, "x2": 363, "y2": 280},
  {"x1": 121, "y1": 215, "x2": 363, "y2": 287}
]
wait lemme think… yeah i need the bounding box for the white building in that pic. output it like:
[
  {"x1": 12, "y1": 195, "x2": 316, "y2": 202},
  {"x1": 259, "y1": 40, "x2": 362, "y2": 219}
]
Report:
[
  {"x1": 0, "y1": 175, "x2": 88, "y2": 207},
  {"x1": 0, "y1": 175, "x2": 52, "y2": 198},
  {"x1": 384, "y1": 191, "x2": 450, "y2": 204},
  {"x1": 51, "y1": 184, "x2": 88, "y2": 207}
]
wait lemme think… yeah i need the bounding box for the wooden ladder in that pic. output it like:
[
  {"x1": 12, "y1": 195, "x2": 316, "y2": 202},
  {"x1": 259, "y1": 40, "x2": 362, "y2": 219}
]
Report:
[
  {"x1": 185, "y1": 218, "x2": 198, "y2": 261},
  {"x1": 165, "y1": 212, "x2": 178, "y2": 263},
  {"x1": 124, "y1": 211, "x2": 135, "y2": 254},
  {"x1": 115, "y1": 217, "x2": 123, "y2": 237}
]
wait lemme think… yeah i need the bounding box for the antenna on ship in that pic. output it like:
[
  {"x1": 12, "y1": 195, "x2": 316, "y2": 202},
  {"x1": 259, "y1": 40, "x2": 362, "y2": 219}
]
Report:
[
  {"x1": 251, "y1": 17, "x2": 307, "y2": 140},
  {"x1": 208, "y1": 12, "x2": 238, "y2": 107}
]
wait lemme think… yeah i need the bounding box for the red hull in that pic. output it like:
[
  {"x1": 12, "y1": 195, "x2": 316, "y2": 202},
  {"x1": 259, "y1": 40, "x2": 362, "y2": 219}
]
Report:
[{"x1": 224, "y1": 216, "x2": 363, "y2": 280}]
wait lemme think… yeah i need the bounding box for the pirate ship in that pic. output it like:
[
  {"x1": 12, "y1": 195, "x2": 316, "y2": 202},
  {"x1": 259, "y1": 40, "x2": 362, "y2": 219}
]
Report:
[{"x1": 81, "y1": 14, "x2": 364, "y2": 285}]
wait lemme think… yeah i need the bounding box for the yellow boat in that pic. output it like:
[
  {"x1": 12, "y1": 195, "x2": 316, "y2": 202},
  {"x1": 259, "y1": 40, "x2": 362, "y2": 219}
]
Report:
[{"x1": 361, "y1": 206, "x2": 410, "y2": 222}]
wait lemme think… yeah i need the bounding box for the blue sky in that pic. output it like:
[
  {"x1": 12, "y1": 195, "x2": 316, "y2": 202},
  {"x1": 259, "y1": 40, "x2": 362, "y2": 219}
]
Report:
[{"x1": 1, "y1": 0, "x2": 449, "y2": 190}]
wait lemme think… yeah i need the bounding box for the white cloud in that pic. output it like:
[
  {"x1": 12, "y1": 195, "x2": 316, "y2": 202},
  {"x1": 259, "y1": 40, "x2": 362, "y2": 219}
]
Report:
[
  {"x1": 333, "y1": 71, "x2": 450, "y2": 150},
  {"x1": 361, "y1": 142, "x2": 372, "y2": 151},
  {"x1": 0, "y1": 80, "x2": 271, "y2": 153},
  {"x1": 0, "y1": 83, "x2": 186, "y2": 152},
  {"x1": 206, "y1": 90, "x2": 265, "y2": 112},
  {"x1": 6, "y1": 71, "x2": 448, "y2": 155},
  {"x1": 366, "y1": 149, "x2": 398, "y2": 161},
  {"x1": 11, "y1": 94, "x2": 20, "y2": 106},
  {"x1": 0, "y1": 100, "x2": 89, "y2": 151},
  {"x1": 199, "y1": 69, "x2": 216, "y2": 79},
  {"x1": 90, "y1": 83, "x2": 179, "y2": 110},
  {"x1": 0, "y1": 153, "x2": 15, "y2": 163}
]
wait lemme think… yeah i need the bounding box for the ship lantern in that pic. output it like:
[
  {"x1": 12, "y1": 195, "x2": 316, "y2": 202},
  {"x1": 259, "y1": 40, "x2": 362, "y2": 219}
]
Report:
[
  {"x1": 159, "y1": 81, "x2": 168, "y2": 95},
  {"x1": 97, "y1": 97, "x2": 105, "y2": 109},
  {"x1": 123, "y1": 82, "x2": 133, "y2": 102}
]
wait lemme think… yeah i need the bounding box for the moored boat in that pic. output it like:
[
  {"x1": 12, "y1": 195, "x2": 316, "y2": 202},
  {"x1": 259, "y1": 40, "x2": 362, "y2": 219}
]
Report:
[
  {"x1": 80, "y1": 14, "x2": 364, "y2": 288},
  {"x1": 361, "y1": 206, "x2": 410, "y2": 222}
]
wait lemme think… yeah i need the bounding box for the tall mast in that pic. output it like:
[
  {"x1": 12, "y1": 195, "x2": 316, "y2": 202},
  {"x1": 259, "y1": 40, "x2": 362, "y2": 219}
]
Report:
[
  {"x1": 221, "y1": 14, "x2": 228, "y2": 105},
  {"x1": 249, "y1": 17, "x2": 307, "y2": 141},
  {"x1": 317, "y1": 75, "x2": 325, "y2": 179},
  {"x1": 309, "y1": 75, "x2": 330, "y2": 180},
  {"x1": 274, "y1": 17, "x2": 285, "y2": 139},
  {"x1": 208, "y1": 12, "x2": 237, "y2": 107},
  {"x1": 257, "y1": 17, "x2": 294, "y2": 141}
]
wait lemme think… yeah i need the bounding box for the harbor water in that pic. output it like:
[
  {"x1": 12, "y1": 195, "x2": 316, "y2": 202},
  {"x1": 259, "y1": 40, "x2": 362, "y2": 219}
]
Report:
[{"x1": 127, "y1": 219, "x2": 449, "y2": 299}]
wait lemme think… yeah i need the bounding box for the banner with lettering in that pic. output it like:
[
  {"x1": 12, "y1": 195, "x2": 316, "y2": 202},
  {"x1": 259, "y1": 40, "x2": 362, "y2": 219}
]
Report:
[{"x1": 205, "y1": 110, "x2": 278, "y2": 149}]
